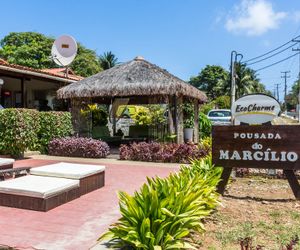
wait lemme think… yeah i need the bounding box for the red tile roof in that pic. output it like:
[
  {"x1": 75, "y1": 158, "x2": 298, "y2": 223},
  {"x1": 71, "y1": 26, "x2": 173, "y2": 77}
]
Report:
[{"x1": 0, "y1": 59, "x2": 83, "y2": 81}]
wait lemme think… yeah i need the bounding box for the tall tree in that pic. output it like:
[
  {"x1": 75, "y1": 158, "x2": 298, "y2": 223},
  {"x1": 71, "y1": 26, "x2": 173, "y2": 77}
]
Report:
[
  {"x1": 285, "y1": 80, "x2": 300, "y2": 110},
  {"x1": 0, "y1": 32, "x2": 55, "y2": 69},
  {"x1": 0, "y1": 32, "x2": 102, "y2": 77},
  {"x1": 234, "y1": 63, "x2": 270, "y2": 98},
  {"x1": 99, "y1": 51, "x2": 118, "y2": 70},
  {"x1": 189, "y1": 65, "x2": 229, "y2": 99},
  {"x1": 70, "y1": 44, "x2": 102, "y2": 77}
]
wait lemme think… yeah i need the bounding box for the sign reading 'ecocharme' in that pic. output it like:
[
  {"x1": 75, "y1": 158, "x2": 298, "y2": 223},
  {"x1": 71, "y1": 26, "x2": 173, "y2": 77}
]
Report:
[
  {"x1": 232, "y1": 94, "x2": 281, "y2": 124},
  {"x1": 212, "y1": 125, "x2": 300, "y2": 169}
]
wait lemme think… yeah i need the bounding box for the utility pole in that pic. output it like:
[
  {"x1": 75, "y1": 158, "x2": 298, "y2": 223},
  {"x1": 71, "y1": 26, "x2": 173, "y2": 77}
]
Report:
[
  {"x1": 281, "y1": 71, "x2": 290, "y2": 113},
  {"x1": 230, "y1": 51, "x2": 243, "y2": 125},
  {"x1": 292, "y1": 39, "x2": 300, "y2": 122},
  {"x1": 274, "y1": 83, "x2": 280, "y2": 101}
]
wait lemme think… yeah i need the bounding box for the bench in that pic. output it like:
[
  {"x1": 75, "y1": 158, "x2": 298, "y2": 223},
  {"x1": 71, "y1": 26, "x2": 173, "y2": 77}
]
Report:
[
  {"x1": 0, "y1": 175, "x2": 80, "y2": 211},
  {"x1": 30, "y1": 163, "x2": 105, "y2": 195},
  {"x1": 0, "y1": 167, "x2": 31, "y2": 181}
]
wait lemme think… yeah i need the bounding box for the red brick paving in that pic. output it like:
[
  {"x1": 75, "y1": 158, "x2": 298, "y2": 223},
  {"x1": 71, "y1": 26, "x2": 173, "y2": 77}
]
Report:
[{"x1": 0, "y1": 159, "x2": 178, "y2": 250}]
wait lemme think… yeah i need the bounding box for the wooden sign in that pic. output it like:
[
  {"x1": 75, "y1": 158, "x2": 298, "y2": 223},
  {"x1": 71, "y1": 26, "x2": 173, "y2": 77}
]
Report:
[{"x1": 212, "y1": 125, "x2": 300, "y2": 199}]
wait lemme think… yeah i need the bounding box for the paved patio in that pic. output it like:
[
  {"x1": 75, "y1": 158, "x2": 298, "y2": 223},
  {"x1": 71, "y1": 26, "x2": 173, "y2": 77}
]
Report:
[{"x1": 0, "y1": 157, "x2": 179, "y2": 250}]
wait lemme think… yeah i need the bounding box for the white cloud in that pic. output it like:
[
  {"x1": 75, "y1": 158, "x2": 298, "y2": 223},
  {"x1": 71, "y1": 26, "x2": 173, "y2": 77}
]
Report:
[
  {"x1": 292, "y1": 11, "x2": 300, "y2": 23},
  {"x1": 225, "y1": 0, "x2": 287, "y2": 36}
]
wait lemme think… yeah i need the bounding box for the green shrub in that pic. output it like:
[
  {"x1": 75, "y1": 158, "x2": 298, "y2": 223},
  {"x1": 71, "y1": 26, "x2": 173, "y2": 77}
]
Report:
[
  {"x1": 215, "y1": 95, "x2": 230, "y2": 109},
  {"x1": 80, "y1": 104, "x2": 108, "y2": 127},
  {"x1": 199, "y1": 112, "x2": 212, "y2": 138},
  {"x1": 100, "y1": 155, "x2": 222, "y2": 249},
  {"x1": 0, "y1": 109, "x2": 40, "y2": 157},
  {"x1": 200, "y1": 102, "x2": 215, "y2": 114},
  {"x1": 37, "y1": 112, "x2": 73, "y2": 153}
]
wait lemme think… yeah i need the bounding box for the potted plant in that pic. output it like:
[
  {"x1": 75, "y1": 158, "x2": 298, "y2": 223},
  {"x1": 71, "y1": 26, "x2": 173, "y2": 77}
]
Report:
[
  {"x1": 183, "y1": 103, "x2": 194, "y2": 142},
  {"x1": 184, "y1": 118, "x2": 194, "y2": 142}
]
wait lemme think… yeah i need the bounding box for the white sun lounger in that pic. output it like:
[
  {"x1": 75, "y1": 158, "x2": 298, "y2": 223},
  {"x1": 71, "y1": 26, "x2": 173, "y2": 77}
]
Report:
[
  {"x1": 0, "y1": 158, "x2": 14, "y2": 169},
  {"x1": 0, "y1": 175, "x2": 80, "y2": 211},
  {"x1": 30, "y1": 162, "x2": 105, "y2": 195}
]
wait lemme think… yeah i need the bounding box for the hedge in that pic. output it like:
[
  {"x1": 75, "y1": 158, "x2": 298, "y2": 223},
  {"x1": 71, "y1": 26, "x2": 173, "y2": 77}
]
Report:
[
  {"x1": 37, "y1": 112, "x2": 73, "y2": 153},
  {"x1": 0, "y1": 109, "x2": 40, "y2": 158},
  {"x1": 0, "y1": 109, "x2": 73, "y2": 157}
]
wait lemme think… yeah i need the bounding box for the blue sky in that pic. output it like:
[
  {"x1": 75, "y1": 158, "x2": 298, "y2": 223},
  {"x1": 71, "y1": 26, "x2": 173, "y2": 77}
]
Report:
[{"x1": 1, "y1": 0, "x2": 300, "y2": 101}]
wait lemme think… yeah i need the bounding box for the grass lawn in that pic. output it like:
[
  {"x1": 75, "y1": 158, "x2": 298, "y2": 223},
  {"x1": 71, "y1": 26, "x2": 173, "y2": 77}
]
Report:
[{"x1": 193, "y1": 177, "x2": 300, "y2": 249}]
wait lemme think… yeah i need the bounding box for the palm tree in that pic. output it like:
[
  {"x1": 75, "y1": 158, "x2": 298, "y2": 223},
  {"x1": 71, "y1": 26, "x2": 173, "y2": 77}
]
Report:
[
  {"x1": 234, "y1": 63, "x2": 264, "y2": 98},
  {"x1": 99, "y1": 51, "x2": 118, "y2": 70}
]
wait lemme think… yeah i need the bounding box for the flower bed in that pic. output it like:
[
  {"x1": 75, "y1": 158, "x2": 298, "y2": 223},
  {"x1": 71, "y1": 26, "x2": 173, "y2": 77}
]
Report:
[
  {"x1": 100, "y1": 155, "x2": 222, "y2": 248},
  {"x1": 49, "y1": 137, "x2": 110, "y2": 158},
  {"x1": 119, "y1": 141, "x2": 209, "y2": 163}
]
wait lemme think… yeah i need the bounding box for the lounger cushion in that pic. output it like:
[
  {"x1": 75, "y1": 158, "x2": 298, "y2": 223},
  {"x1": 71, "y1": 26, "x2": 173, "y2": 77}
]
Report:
[
  {"x1": 30, "y1": 162, "x2": 105, "y2": 180},
  {"x1": 0, "y1": 175, "x2": 79, "y2": 198},
  {"x1": 0, "y1": 158, "x2": 14, "y2": 166}
]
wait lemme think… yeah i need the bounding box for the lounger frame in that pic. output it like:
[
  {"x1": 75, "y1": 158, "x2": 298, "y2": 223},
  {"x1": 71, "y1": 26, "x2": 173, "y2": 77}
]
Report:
[
  {"x1": 79, "y1": 171, "x2": 105, "y2": 195},
  {"x1": 0, "y1": 163, "x2": 13, "y2": 170},
  {"x1": 0, "y1": 187, "x2": 80, "y2": 211}
]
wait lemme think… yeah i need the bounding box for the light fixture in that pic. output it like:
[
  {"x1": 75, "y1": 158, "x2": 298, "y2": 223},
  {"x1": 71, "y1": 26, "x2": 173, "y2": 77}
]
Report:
[{"x1": 0, "y1": 79, "x2": 4, "y2": 85}]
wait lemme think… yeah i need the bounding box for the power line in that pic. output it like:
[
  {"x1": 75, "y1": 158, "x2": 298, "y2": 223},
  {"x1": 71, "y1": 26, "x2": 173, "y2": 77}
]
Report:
[
  {"x1": 246, "y1": 43, "x2": 296, "y2": 66},
  {"x1": 255, "y1": 53, "x2": 300, "y2": 72},
  {"x1": 243, "y1": 34, "x2": 300, "y2": 63}
]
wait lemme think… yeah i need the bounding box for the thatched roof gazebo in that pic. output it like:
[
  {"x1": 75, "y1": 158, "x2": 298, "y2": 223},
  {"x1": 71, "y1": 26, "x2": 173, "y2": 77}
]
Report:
[{"x1": 57, "y1": 56, "x2": 207, "y2": 143}]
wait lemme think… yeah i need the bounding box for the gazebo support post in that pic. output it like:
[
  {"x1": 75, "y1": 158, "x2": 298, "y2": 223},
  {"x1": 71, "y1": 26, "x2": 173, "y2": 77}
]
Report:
[
  {"x1": 167, "y1": 96, "x2": 175, "y2": 135},
  {"x1": 71, "y1": 98, "x2": 92, "y2": 137},
  {"x1": 112, "y1": 116, "x2": 117, "y2": 136},
  {"x1": 175, "y1": 96, "x2": 184, "y2": 144},
  {"x1": 193, "y1": 100, "x2": 199, "y2": 143},
  {"x1": 71, "y1": 98, "x2": 81, "y2": 136}
]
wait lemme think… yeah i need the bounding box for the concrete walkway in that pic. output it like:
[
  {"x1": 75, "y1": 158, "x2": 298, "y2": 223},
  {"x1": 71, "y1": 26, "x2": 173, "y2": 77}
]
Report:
[{"x1": 0, "y1": 157, "x2": 179, "y2": 250}]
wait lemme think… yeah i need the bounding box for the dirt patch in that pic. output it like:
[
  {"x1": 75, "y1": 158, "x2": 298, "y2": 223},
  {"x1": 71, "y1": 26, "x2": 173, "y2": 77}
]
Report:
[{"x1": 194, "y1": 177, "x2": 300, "y2": 249}]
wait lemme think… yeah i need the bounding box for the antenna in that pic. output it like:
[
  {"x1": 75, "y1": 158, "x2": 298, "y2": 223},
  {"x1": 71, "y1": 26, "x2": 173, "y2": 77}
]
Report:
[{"x1": 51, "y1": 35, "x2": 78, "y2": 77}]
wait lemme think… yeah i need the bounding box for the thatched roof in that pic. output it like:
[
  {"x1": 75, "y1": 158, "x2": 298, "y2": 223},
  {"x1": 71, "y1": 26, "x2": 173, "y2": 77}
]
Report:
[{"x1": 57, "y1": 56, "x2": 207, "y2": 102}]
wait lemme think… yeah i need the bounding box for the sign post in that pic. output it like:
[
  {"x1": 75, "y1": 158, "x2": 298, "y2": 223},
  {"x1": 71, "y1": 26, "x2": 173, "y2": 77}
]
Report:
[
  {"x1": 213, "y1": 94, "x2": 300, "y2": 199},
  {"x1": 213, "y1": 125, "x2": 300, "y2": 199}
]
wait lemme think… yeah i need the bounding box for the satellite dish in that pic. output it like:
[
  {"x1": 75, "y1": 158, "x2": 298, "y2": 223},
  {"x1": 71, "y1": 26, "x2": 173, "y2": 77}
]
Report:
[{"x1": 51, "y1": 35, "x2": 77, "y2": 66}]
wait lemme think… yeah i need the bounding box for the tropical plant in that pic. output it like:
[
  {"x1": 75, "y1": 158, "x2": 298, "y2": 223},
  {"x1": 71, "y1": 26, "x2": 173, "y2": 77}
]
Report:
[
  {"x1": 99, "y1": 51, "x2": 118, "y2": 70},
  {"x1": 182, "y1": 103, "x2": 194, "y2": 128},
  {"x1": 80, "y1": 104, "x2": 108, "y2": 127},
  {"x1": 234, "y1": 63, "x2": 270, "y2": 98},
  {"x1": 99, "y1": 155, "x2": 222, "y2": 249},
  {"x1": 119, "y1": 141, "x2": 208, "y2": 163},
  {"x1": 48, "y1": 137, "x2": 110, "y2": 158},
  {"x1": 199, "y1": 112, "x2": 212, "y2": 138},
  {"x1": 132, "y1": 106, "x2": 152, "y2": 125},
  {"x1": 214, "y1": 95, "x2": 230, "y2": 109},
  {"x1": 200, "y1": 102, "x2": 216, "y2": 115},
  {"x1": 132, "y1": 105, "x2": 167, "y2": 126}
]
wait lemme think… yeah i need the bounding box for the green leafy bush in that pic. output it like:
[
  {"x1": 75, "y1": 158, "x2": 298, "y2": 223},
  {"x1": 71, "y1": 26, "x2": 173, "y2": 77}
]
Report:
[
  {"x1": 199, "y1": 112, "x2": 212, "y2": 138},
  {"x1": 132, "y1": 105, "x2": 167, "y2": 126},
  {"x1": 215, "y1": 95, "x2": 230, "y2": 109},
  {"x1": 200, "y1": 102, "x2": 215, "y2": 115},
  {"x1": 0, "y1": 109, "x2": 40, "y2": 157},
  {"x1": 37, "y1": 112, "x2": 73, "y2": 153},
  {"x1": 81, "y1": 104, "x2": 108, "y2": 127},
  {"x1": 182, "y1": 103, "x2": 194, "y2": 128},
  {"x1": 100, "y1": 155, "x2": 222, "y2": 249}
]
